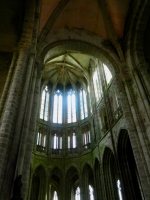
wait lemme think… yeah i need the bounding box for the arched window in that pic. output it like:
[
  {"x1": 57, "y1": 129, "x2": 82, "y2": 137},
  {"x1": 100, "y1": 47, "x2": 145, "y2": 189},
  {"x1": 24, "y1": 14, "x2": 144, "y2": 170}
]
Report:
[
  {"x1": 67, "y1": 89, "x2": 76, "y2": 123},
  {"x1": 53, "y1": 191, "x2": 58, "y2": 200},
  {"x1": 75, "y1": 187, "x2": 80, "y2": 200},
  {"x1": 40, "y1": 86, "x2": 49, "y2": 121},
  {"x1": 53, "y1": 90, "x2": 62, "y2": 123},
  {"x1": 103, "y1": 64, "x2": 112, "y2": 84},
  {"x1": 93, "y1": 68, "x2": 103, "y2": 101},
  {"x1": 89, "y1": 185, "x2": 94, "y2": 200},
  {"x1": 80, "y1": 88, "x2": 88, "y2": 120}
]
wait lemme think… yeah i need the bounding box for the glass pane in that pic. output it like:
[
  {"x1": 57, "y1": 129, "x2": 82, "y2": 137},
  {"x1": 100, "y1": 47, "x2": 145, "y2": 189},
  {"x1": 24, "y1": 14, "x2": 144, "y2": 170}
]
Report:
[
  {"x1": 73, "y1": 133, "x2": 76, "y2": 148},
  {"x1": 103, "y1": 64, "x2": 112, "y2": 84},
  {"x1": 83, "y1": 90, "x2": 88, "y2": 118},
  {"x1": 89, "y1": 185, "x2": 94, "y2": 200},
  {"x1": 68, "y1": 136, "x2": 70, "y2": 148},
  {"x1": 75, "y1": 187, "x2": 80, "y2": 200},
  {"x1": 117, "y1": 180, "x2": 123, "y2": 200},
  {"x1": 43, "y1": 135, "x2": 46, "y2": 147},
  {"x1": 53, "y1": 95, "x2": 58, "y2": 123},
  {"x1": 40, "y1": 90, "x2": 45, "y2": 119},
  {"x1": 58, "y1": 95, "x2": 62, "y2": 123},
  {"x1": 67, "y1": 94, "x2": 71, "y2": 123},
  {"x1": 54, "y1": 134, "x2": 57, "y2": 149},
  {"x1": 72, "y1": 93, "x2": 76, "y2": 122},
  {"x1": 80, "y1": 90, "x2": 84, "y2": 119}
]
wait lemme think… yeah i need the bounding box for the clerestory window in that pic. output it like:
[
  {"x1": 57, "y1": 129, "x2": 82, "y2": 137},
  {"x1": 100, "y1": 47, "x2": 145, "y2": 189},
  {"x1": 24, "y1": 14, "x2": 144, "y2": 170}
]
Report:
[
  {"x1": 40, "y1": 86, "x2": 49, "y2": 121},
  {"x1": 93, "y1": 68, "x2": 103, "y2": 101},
  {"x1": 80, "y1": 88, "x2": 88, "y2": 120},
  {"x1": 67, "y1": 89, "x2": 76, "y2": 123},
  {"x1": 103, "y1": 64, "x2": 112, "y2": 85},
  {"x1": 53, "y1": 90, "x2": 62, "y2": 123}
]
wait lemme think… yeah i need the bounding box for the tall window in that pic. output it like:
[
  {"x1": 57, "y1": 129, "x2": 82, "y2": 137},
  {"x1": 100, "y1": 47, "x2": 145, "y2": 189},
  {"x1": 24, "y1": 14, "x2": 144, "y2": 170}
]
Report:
[
  {"x1": 40, "y1": 86, "x2": 49, "y2": 121},
  {"x1": 53, "y1": 191, "x2": 58, "y2": 200},
  {"x1": 89, "y1": 185, "x2": 94, "y2": 200},
  {"x1": 75, "y1": 187, "x2": 80, "y2": 200},
  {"x1": 80, "y1": 88, "x2": 88, "y2": 120},
  {"x1": 117, "y1": 180, "x2": 123, "y2": 200},
  {"x1": 67, "y1": 89, "x2": 76, "y2": 123},
  {"x1": 103, "y1": 64, "x2": 112, "y2": 84},
  {"x1": 53, "y1": 90, "x2": 62, "y2": 123},
  {"x1": 93, "y1": 69, "x2": 103, "y2": 101}
]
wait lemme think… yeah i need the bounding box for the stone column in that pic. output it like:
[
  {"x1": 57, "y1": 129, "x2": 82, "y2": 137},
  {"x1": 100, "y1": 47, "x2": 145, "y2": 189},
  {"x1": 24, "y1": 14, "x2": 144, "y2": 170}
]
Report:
[
  {"x1": 21, "y1": 66, "x2": 42, "y2": 199},
  {"x1": 137, "y1": 63, "x2": 150, "y2": 97},
  {"x1": 0, "y1": 50, "x2": 18, "y2": 117},
  {"x1": 1, "y1": 52, "x2": 34, "y2": 199},
  {"x1": 0, "y1": 48, "x2": 29, "y2": 194},
  {"x1": 116, "y1": 73, "x2": 150, "y2": 200},
  {"x1": 16, "y1": 64, "x2": 37, "y2": 175}
]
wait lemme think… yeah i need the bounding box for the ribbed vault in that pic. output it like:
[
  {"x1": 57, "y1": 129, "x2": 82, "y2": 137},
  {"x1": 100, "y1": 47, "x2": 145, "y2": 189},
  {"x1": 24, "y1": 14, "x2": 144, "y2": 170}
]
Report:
[{"x1": 43, "y1": 51, "x2": 92, "y2": 88}]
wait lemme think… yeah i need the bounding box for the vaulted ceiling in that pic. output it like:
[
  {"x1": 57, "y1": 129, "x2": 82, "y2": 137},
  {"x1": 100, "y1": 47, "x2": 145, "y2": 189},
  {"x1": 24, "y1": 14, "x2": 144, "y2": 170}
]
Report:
[{"x1": 43, "y1": 52, "x2": 91, "y2": 87}]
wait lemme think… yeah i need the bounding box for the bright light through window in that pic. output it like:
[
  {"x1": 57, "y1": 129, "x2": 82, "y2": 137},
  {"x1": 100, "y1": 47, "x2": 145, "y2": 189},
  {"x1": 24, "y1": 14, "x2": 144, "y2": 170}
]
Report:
[
  {"x1": 40, "y1": 86, "x2": 49, "y2": 121},
  {"x1": 67, "y1": 89, "x2": 76, "y2": 123},
  {"x1": 80, "y1": 88, "x2": 88, "y2": 120},
  {"x1": 89, "y1": 185, "x2": 94, "y2": 200},
  {"x1": 117, "y1": 180, "x2": 123, "y2": 200},
  {"x1": 75, "y1": 187, "x2": 80, "y2": 200},
  {"x1": 103, "y1": 64, "x2": 112, "y2": 84},
  {"x1": 53, "y1": 90, "x2": 62, "y2": 123},
  {"x1": 53, "y1": 191, "x2": 58, "y2": 200}
]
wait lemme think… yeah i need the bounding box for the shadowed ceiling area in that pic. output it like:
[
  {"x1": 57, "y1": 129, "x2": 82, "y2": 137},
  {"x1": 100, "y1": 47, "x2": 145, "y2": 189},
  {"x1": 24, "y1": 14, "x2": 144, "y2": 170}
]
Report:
[{"x1": 39, "y1": 0, "x2": 131, "y2": 38}]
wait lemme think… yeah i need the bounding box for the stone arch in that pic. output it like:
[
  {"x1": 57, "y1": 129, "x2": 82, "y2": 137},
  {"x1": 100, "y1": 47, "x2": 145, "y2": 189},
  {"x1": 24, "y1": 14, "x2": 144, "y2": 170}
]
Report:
[
  {"x1": 124, "y1": 0, "x2": 150, "y2": 67},
  {"x1": 37, "y1": 28, "x2": 121, "y2": 75},
  {"x1": 30, "y1": 165, "x2": 46, "y2": 200},
  {"x1": 102, "y1": 147, "x2": 119, "y2": 200},
  {"x1": 49, "y1": 167, "x2": 63, "y2": 200},
  {"x1": 65, "y1": 166, "x2": 79, "y2": 200},
  {"x1": 117, "y1": 129, "x2": 143, "y2": 200},
  {"x1": 94, "y1": 158, "x2": 102, "y2": 200}
]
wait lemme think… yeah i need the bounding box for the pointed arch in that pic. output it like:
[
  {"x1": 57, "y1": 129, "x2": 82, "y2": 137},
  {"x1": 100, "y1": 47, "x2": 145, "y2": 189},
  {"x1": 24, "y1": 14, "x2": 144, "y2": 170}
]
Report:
[
  {"x1": 94, "y1": 158, "x2": 102, "y2": 200},
  {"x1": 30, "y1": 165, "x2": 46, "y2": 200},
  {"x1": 49, "y1": 167, "x2": 63, "y2": 200},
  {"x1": 102, "y1": 147, "x2": 119, "y2": 200},
  {"x1": 118, "y1": 129, "x2": 143, "y2": 200},
  {"x1": 65, "y1": 166, "x2": 79, "y2": 200},
  {"x1": 82, "y1": 163, "x2": 94, "y2": 200}
]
